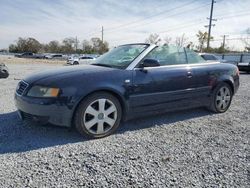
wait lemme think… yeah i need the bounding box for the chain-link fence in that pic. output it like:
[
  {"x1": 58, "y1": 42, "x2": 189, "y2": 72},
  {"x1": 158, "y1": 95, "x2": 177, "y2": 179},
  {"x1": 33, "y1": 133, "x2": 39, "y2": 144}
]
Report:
[{"x1": 216, "y1": 53, "x2": 250, "y2": 63}]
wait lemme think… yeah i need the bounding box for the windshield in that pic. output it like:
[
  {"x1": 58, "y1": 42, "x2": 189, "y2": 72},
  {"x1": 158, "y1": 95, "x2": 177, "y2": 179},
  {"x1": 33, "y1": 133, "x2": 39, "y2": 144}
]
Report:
[{"x1": 93, "y1": 44, "x2": 149, "y2": 69}]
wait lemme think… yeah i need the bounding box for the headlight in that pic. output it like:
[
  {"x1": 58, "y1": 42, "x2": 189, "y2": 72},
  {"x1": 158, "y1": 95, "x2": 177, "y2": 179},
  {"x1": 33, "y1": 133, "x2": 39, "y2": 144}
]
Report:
[{"x1": 27, "y1": 86, "x2": 60, "y2": 97}]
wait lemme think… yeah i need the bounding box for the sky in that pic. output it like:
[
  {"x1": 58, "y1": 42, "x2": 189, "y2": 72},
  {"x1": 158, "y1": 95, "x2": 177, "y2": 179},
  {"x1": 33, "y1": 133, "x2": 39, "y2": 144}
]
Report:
[{"x1": 0, "y1": 0, "x2": 249, "y2": 50}]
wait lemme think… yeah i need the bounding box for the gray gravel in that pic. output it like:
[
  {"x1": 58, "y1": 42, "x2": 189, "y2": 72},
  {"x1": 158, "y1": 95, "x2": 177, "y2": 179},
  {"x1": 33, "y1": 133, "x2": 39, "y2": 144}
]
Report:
[{"x1": 0, "y1": 63, "x2": 249, "y2": 187}]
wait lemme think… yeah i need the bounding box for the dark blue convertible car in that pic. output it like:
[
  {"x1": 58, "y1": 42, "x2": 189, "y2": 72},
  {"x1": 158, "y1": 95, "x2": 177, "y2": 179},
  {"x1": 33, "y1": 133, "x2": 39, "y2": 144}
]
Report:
[{"x1": 15, "y1": 44, "x2": 239, "y2": 138}]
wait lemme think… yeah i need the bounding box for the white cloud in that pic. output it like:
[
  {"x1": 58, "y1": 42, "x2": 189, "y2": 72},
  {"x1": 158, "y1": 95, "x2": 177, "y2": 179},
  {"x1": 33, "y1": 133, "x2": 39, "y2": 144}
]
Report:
[{"x1": 0, "y1": 0, "x2": 249, "y2": 50}]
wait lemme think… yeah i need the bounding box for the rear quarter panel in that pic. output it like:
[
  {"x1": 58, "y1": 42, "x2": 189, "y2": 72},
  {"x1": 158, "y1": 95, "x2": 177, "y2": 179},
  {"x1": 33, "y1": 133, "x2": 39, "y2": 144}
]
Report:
[{"x1": 192, "y1": 62, "x2": 239, "y2": 94}]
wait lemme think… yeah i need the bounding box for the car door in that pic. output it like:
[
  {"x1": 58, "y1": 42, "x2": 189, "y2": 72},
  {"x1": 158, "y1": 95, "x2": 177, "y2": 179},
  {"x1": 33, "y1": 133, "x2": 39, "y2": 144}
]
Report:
[
  {"x1": 185, "y1": 48, "x2": 215, "y2": 105},
  {"x1": 129, "y1": 46, "x2": 196, "y2": 113}
]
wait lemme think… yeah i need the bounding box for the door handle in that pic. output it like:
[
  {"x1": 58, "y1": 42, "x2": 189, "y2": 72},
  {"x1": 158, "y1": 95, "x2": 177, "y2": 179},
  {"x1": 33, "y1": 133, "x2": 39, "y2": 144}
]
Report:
[{"x1": 187, "y1": 71, "x2": 193, "y2": 78}]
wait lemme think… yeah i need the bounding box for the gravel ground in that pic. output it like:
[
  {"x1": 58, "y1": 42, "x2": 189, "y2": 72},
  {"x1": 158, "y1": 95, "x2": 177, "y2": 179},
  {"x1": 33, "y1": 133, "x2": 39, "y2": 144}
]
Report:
[{"x1": 0, "y1": 62, "x2": 249, "y2": 187}]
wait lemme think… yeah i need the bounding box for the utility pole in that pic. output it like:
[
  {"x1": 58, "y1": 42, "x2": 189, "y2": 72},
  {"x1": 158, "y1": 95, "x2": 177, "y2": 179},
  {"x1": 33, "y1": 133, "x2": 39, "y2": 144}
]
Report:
[
  {"x1": 221, "y1": 35, "x2": 229, "y2": 49},
  {"x1": 101, "y1": 26, "x2": 104, "y2": 43},
  {"x1": 206, "y1": 0, "x2": 216, "y2": 49},
  {"x1": 75, "y1": 36, "x2": 78, "y2": 52}
]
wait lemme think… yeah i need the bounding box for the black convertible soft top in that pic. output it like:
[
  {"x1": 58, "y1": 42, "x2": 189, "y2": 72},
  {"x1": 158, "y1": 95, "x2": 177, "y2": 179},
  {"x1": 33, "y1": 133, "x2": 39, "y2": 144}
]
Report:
[{"x1": 0, "y1": 63, "x2": 9, "y2": 78}]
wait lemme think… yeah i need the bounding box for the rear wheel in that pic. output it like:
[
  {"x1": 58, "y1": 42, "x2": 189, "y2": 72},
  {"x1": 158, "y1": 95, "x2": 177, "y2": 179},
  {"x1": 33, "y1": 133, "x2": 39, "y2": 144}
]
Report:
[
  {"x1": 208, "y1": 83, "x2": 233, "y2": 113},
  {"x1": 73, "y1": 61, "x2": 79, "y2": 65},
  {"x1": 74, "y1": 92, "x2": 122, "y2": 138}
]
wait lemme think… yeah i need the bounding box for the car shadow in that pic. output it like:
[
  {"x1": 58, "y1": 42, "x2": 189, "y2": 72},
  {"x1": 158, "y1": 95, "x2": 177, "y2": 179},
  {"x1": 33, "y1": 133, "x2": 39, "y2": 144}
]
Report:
[
  {"x1": 117, "y1": 107, "x2": 212, "y2": 134},
  {"x1": 0, "y1": 108, "x2": 212, "y2": 154},
  {"x1": 0, "y1": 111, "x2": 84, "y2": 154}
]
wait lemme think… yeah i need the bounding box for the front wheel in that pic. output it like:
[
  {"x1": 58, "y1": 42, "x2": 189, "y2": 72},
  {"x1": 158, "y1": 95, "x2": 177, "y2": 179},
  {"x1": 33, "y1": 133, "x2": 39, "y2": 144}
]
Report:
[
  {"x1": 74, "y1": 92, "x2": 122, "y2": 138},
  {"x1": 208, "y1": 83, "x2": 233, "y2": 113}
]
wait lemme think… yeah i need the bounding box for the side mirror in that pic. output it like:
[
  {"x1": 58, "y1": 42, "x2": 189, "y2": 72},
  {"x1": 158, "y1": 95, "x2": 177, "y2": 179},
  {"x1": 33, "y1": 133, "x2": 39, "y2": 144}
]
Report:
[{"x1": 140, "y1": 58, "x2": 160, "y2": 68}]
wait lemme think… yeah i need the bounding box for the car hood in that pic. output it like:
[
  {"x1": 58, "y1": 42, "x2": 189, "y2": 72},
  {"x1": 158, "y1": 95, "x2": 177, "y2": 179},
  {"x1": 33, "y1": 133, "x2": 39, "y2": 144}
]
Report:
[{"x1": 24, "y1": 65, "x2": 116, "y2": 85}]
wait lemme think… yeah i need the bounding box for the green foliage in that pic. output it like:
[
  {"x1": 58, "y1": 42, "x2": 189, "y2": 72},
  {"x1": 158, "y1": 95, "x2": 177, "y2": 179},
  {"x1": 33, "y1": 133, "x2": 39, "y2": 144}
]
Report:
[
  {"x1": 9, "y1": 37, "x2": 109, "y2": 54},
  {"x1": 203, "y1": 46, "x2": 230, "y2": 53},
  {"x1": 196, "y1": 31, "x2": 213, "y2": 52},
  {"x1": 9, "y1": 37, "x2": 42, "y2": 53}
]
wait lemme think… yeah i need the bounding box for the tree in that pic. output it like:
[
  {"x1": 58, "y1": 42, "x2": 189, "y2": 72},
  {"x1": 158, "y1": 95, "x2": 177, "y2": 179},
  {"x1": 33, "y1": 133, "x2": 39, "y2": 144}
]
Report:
[
  {"x1": 90, "y1": 37, "x2": 109, "y2": 54},
  {"x1": 25, "y1": 38, "x2": 42, "y2": 52},
  {"x1": 9, "y1": 44, "x2": 18, "y2": 53},
  {"x1": 242, "y1": 28, "x2": 250, "y2": 51},
  {"x1": 186, "y1": 42, "x2": 194, "y2": 49},
  {"x1": 163, "y1": 36, "x2": 172, "y2": 46},
  {"x1": 47, "y1": 40, "x2": 61, "y2": 53},
  {"x1": 196, "y1": 31, "x2": 213, "y2": 52},
  {"x1": 8, "y1": 36, "x2": 108, "y2": 54},
  {"x1": 9, "y1": 37, "x2": 42, "y2": 53},
  {"x1": 61, "y1": 37, "x2": 75, "y2": 53},
  {"x1": 175, "y1": 34, "x2": 188, "y2": 48},
  {"x1": 82, "y1": 40, "x2": 93, "y2": 54},
  {"x1": 145, "y1": 33, "x2": 161, "y2": 45}
]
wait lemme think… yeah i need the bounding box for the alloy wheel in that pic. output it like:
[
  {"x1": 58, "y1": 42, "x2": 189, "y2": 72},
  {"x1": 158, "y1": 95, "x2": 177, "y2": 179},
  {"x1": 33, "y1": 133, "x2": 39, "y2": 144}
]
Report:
[
  {"x1": 83, "y1": 98, "x2": 117, "y2": 135},
  {"x1": 215, "y1": 86, "x2": 231, "y2": 111}
]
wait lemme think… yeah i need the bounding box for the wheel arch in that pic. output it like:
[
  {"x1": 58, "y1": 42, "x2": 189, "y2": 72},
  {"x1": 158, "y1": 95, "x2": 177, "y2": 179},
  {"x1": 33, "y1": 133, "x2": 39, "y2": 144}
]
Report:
[
  {"x1": 223, "y1": 80, "x2": 234, "y2": 95},
  {"x1": 213, "y1": 76, "x2": 235, "y2": 95},
  {"x1": 71, "y1": 88, "x2": 128, "y2": 127}
]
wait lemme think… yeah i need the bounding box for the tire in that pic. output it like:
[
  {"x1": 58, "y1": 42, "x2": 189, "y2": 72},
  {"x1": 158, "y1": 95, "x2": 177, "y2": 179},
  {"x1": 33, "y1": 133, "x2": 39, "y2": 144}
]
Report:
[
  {"x1": 208, "y1": 82, "x2": 233, "y2": 113},
  {"x1": 74, "y1": 92, "x2": 122, "y2": 138},
  {"x1": 0, "y1": 70, "x2": 9, "y2": 78},
  {"x1": 73, "y1": 61, "x2": 79, "y2": 65}
]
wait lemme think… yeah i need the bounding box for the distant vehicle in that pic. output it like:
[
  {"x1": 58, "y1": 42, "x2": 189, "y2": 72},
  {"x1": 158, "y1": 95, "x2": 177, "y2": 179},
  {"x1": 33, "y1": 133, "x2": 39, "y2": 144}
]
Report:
[
  {"x1": 15, "y1": 52, "x2": 45, "y2": 59},
  {"x1": 199, "y1": 53, "x2": 236, "y2": 65},
  {"x1": 15, "y1": 52, "x2": 34, "y2": 58},
  {"x1": 15, "y1": 43, "x2": 239, "y2": 138},
  {"x1": 237, "y1": 59, "x2": 250, "y2": 73},
  {"x1": 45, "y1": 54, "x2": 66, "y2": 60},
  {"x1": 0, "y1": 63, "x2": 9, "y2": 78},
  {"x1": 67, "y1": 56, "x2": 96, "y2": 65}
]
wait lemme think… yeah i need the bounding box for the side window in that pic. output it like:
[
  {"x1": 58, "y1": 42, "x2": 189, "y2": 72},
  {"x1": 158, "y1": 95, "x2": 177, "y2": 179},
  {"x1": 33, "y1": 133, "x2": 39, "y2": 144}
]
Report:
[
  {"x1": 186, "y1": 49, "x2": 206, "y2": 64},
  {"x1": 144, "y1": 46, "x2": 187, "y2": 66}
]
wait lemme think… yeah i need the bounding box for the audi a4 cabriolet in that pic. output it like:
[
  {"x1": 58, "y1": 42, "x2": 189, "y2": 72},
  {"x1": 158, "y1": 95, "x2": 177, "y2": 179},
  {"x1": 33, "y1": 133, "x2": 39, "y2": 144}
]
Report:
[{"x1": 15, "y1": 43, "x2": 239, "y2": 138}]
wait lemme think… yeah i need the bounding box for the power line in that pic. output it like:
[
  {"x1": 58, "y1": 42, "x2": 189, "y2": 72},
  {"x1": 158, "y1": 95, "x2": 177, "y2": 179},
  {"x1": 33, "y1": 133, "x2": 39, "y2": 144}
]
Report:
[
  {"x1": 211, "y1": 37, "x2": 249, "y2": 41},
  {"x1": 103, "y1": 2, "x2": 211, "y2": 36},
  {"x1": 86, "y1": 0, "x2": 203, "y2": 37},
  {"x1": 136, "y1": 10, "x2": 250, "y2": 35},
  {"x1": 110, "y1": 10, "x2": 249, "y2": 45},
  {"x1": 158, "y1": 20, "x2": 205, "y2": 34},
  {"x1": 86, "y1": 1, "x2": 247, "y2": 40},
  {"x1": 87, "y1": 4, "x2": 250, "y2": 44},
  {"x1": 217, "y1": 12, "x2": 250, "y2": 20},
  {"x1": 105, "y1": 0, "x2": 200, "y2": 31}
]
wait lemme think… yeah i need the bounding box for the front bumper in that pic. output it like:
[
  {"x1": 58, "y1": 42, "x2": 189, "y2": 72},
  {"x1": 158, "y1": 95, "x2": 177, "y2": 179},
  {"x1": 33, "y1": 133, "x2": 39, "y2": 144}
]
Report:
[
  {"x1": 66, "y1": 61, "x2": 73, "y2": 65},
  {"x1": 14, "y1": 93, "x2": 73, "y2": 127}
]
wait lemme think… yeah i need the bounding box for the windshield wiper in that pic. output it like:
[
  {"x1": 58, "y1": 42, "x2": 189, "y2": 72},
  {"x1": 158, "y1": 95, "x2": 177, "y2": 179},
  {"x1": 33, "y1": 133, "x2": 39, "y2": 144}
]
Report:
[{"x1": 91, "y1": 63, "x2": 113, "y2": 68}]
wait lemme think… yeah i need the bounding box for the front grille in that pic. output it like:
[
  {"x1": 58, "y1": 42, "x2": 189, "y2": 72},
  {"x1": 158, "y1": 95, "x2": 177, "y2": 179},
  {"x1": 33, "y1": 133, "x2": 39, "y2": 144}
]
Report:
[
  {"x1": 22, "y1": 111, "x2": 34, "y2": 120},
  {"x1": 21, "y1": 111, "x2": 49, "y2": 123},
  {"x1": 16, "y1": 80, "x2": 29, "y2": 95}
]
